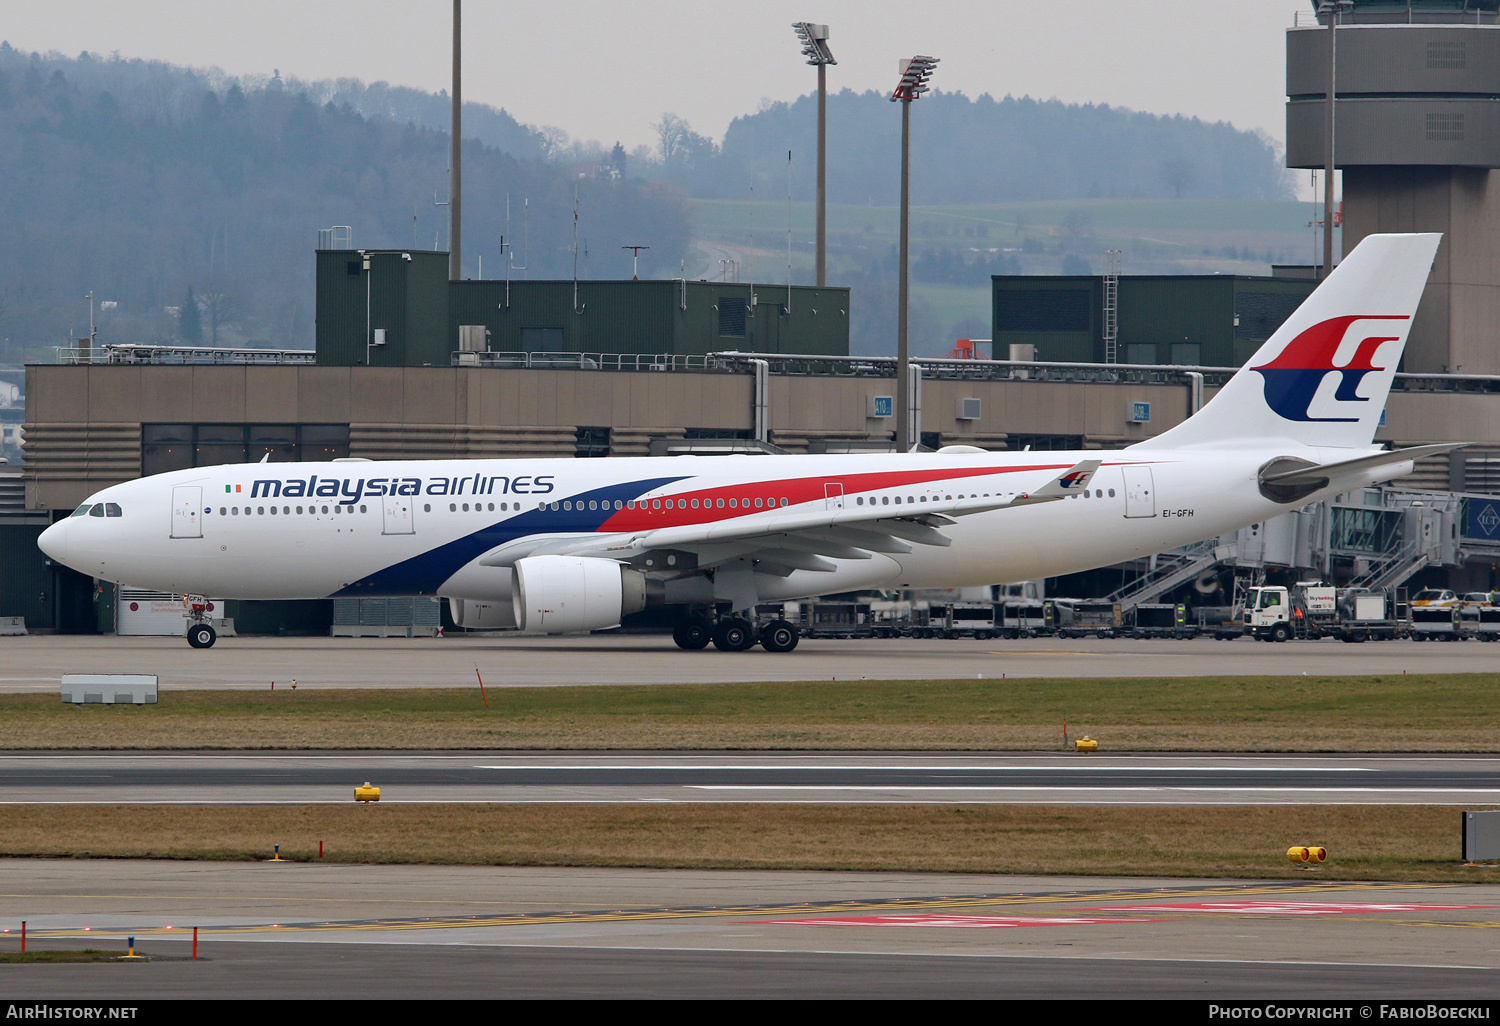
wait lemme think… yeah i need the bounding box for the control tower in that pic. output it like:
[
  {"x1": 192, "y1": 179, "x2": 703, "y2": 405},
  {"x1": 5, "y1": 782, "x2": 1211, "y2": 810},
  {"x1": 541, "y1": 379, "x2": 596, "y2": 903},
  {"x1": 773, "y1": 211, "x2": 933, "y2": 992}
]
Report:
[{"x1": 1287, "y1": 0, "x2": 1500, "y2": 373}]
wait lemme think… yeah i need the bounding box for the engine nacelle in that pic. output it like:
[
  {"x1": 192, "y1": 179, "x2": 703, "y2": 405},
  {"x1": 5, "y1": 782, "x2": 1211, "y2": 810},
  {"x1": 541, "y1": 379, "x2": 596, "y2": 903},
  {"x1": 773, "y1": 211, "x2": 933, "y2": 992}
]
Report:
[
  {"x1": 448, "y1": 598, "x2": 517, "y2": 630},
  {"x1": 511, "y1": 555, "x2": 651, "y2": 634}
]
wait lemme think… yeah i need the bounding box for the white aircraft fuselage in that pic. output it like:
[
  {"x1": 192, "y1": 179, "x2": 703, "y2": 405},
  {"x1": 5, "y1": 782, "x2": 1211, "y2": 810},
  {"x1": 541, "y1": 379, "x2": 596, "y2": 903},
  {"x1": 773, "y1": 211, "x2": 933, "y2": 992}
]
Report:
[
  {"x1": 41, "y1": 446, "x2": 1385, "y2": 603},
  {"x1": 38, "y1": 233, "x2": 1456, "y2": 648}
]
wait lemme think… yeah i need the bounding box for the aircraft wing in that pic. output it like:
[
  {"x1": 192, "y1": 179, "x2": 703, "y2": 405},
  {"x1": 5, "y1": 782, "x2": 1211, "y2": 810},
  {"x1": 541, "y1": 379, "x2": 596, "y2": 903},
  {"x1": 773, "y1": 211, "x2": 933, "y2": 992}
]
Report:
[{"x1": 478, "y1": 459, "x2": 1105, "y2": 574}]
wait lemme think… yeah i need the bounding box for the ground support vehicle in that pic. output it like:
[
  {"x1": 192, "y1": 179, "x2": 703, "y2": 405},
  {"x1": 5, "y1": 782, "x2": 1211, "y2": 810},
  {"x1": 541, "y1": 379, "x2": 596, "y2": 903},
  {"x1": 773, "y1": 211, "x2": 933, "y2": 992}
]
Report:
[
  {"x1": 996, "y1": 600, "x2": 1051, "y2": 639},
  {"x1": 1244, "y1": 583, "x2": 1341, "y2": 642},
  {"x1": 1471, "y1": 606, "x2": 1500, "y2": 641},
  {"x1": 1125, "y1": 602, "x2": 1196, "y2": 639},
  {"x1": 797, "y1": 601, "x2": 882, "y2": 640},
  {"x1": 921, "y1": 602, "x2": 1000, "y2": 640},
  {"x1": 1055, "y1": 600, "x2": 1121, "y2": 639},
  {"x1": 1197, "y1": 604, "x2": 1247, "y2": 640},
  {"x1": 1410, "y1": 605, "x2": 1461, "y2": 641},
  {"x1": 1330, "y1": 589, "x2": 1407, "y2": 642}
]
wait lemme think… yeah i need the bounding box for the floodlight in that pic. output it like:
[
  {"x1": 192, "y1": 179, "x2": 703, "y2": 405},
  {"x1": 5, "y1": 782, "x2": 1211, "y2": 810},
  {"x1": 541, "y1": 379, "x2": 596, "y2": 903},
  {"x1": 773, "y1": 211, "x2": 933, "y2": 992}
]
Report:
[
  {"x1": 792, "y1": 22, "x2": 836, "y2": 65},
  {"x1": 891, "y1": 56, "x2": 939, "y2": 102},
  {"x1": 793, "y1": 22, "x2": 837, "y2": 287},
  {"x1": 890, "y1": 54, "x2": 938, "y2": 450}
]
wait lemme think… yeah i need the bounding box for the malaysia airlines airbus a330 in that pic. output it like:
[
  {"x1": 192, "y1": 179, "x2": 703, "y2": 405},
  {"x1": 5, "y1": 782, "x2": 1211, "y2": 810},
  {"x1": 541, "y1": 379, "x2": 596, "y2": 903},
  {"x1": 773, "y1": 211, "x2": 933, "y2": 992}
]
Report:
[{"x1": 40, "y1": 233, "x2": 1455, "y2": 652}]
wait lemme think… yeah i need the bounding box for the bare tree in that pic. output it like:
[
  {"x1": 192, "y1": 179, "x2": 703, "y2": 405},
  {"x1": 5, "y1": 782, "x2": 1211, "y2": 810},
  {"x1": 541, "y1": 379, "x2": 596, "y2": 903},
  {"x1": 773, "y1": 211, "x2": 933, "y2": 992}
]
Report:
[
  {"x1": 653, "y1": 112, "x2": 691, "y2": 166},
  {"x1": 196, "y1": 280, "x2": 240, "y2": 346},
  {"x1": 537, "y1": 124, "x2": 570, "y2": 159}
]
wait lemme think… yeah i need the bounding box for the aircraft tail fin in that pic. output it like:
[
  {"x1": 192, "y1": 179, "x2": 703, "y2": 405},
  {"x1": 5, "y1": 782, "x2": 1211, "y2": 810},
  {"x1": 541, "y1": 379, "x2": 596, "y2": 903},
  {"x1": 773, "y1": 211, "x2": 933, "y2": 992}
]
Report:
[{"x1": 1134, "y1": 233, "x2": 1441, "y2": 451}]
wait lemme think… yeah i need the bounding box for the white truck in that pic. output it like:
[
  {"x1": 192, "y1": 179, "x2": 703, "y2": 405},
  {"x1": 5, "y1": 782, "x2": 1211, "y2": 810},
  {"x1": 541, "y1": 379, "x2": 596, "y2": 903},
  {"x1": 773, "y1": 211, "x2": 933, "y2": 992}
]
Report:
[
  {"x1": 1244, "y1": 583, "x2": 1335, "y2": 642},
  {"x1": 1243, "y1": 583, "x2": 1404, "y2": 642}
]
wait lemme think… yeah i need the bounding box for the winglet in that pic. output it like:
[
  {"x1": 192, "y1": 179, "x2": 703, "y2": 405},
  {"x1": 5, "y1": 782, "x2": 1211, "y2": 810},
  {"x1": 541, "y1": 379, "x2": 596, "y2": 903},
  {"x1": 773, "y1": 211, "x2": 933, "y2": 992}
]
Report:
[{"x1": 1009, "y1": 459, "x2": 1102, "y2": 506}]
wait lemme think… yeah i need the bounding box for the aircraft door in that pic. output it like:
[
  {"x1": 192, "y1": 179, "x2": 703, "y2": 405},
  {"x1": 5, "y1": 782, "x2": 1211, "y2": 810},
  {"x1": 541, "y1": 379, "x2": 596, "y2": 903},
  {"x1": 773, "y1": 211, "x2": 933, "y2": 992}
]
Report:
[
  {"x1": 1122, "y1": 466, "x2": 1156, "y2": 519},
  {"x1": 382, "y1": 494, "x2": 416, "y2": 535},
  {"x1": 824, "y1": 482, "x2": 845, "y2": 510},
  {"x1": 170, "y1": 486, "x2": 202, "y2": 538}
]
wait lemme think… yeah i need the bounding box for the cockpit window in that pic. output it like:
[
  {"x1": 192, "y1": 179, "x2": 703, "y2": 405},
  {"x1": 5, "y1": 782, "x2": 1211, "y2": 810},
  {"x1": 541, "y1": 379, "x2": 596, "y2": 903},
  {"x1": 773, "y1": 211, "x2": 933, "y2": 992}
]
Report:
[
  {"x1": 71, "y1": 504, "x2": 94, "y2": 517},
  {"x1": 104, "y1": 503, "x2": 122, "y2": 517},
  {"x1": 88, "y1": 504, "x2": 105, "y2": 517}
]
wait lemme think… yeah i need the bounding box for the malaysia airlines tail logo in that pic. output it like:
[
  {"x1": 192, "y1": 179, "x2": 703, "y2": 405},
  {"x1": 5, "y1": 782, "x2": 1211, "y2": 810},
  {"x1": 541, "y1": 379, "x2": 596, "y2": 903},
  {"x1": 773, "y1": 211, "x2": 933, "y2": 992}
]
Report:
[
  {"x1": 1058, "y1": 471, "x2": 1089, "y2": 490},
  {"x1": 1251, "y1": 315, "x2": 1409, "y2": 423}
]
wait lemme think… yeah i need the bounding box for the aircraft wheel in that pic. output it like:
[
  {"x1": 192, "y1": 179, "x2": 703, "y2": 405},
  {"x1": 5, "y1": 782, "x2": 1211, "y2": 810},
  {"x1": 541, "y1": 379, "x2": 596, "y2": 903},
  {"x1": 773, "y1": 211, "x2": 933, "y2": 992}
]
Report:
[
  {"x1": 672, "y1": 618, "x2": 712, "y2": 651},
  {"x1": 712, "y1": 618, "x2": 756, "y2": 652},
  {"x1": 187, "y1": 623, "x2": 217, "y2": 649},
  {"x1": 759, "y1": 620, "x2": 799, "y2": 653}
]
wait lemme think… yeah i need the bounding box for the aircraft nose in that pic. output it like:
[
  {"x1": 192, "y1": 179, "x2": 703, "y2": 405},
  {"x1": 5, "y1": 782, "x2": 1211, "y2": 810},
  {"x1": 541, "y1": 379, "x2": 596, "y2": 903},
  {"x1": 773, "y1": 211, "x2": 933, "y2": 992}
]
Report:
[{"x1": 38, "y1": 519, "x2": 70, "y2": 565}]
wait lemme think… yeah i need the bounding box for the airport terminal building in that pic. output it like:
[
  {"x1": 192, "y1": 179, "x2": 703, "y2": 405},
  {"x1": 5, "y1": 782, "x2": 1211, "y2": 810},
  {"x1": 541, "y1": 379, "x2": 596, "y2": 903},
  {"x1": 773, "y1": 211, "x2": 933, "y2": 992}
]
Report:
[
  {"x1": 10, "y1": 244, "x2": 1500, "y2": 635},
  {"x1": 12, "y1": 0, "x2": 1500, "y2": 633}
]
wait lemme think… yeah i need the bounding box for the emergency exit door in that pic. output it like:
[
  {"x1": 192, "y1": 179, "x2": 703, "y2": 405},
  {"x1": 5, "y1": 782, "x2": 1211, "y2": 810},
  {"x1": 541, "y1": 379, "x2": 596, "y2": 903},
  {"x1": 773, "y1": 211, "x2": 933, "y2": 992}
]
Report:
[
  {"x1": 170, "y1": 486, "x2": 202, "y2": 538},
  {"x1": 1122, "y1": 466, "x2": 1156, "y2": 519},
  {"x1": 382, "y1": 494, "x2": 415, "y2": 535}
]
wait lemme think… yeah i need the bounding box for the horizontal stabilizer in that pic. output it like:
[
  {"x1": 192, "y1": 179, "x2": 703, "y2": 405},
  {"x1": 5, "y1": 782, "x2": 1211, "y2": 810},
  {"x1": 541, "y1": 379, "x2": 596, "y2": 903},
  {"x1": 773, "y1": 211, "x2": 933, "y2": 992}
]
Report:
[{"x1": 1259, "y1": 443, "x2": 1464, "y2": 503}]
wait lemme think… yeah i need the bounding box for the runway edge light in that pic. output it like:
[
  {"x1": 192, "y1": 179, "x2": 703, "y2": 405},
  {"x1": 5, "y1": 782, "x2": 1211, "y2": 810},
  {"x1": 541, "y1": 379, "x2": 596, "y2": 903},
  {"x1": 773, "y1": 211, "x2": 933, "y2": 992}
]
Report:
[
  {"x1": 356, "y1": 782, "x2": 381, "y2": 802},
  {"x1": 1074, "y1": 737, "x2": 1098, "y2": 753},
  {"x1": 1287, "y1": 846, "x2": 1327, "y2": 868}
]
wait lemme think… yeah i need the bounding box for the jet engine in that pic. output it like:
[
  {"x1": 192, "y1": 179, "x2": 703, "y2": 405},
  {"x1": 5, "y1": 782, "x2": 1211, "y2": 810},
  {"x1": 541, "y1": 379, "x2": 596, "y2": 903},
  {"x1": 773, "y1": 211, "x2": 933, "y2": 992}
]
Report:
[
  {"x1": 511, "y1": 555, "x2": 658, "y2": 634},
  {"x1": 448, "y1": 598, "x2": 517, "y2": 630}
]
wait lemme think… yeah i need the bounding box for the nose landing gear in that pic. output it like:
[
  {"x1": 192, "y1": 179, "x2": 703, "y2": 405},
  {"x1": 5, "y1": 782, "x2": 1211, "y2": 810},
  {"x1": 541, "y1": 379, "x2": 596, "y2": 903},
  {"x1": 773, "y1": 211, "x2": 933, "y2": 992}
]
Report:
[
  {"x1": 184, "y1": 595, "x2": 217, "y2": 649},
  {"x1": 187, "y1": 622, "x2": 217, "y2": 649}
]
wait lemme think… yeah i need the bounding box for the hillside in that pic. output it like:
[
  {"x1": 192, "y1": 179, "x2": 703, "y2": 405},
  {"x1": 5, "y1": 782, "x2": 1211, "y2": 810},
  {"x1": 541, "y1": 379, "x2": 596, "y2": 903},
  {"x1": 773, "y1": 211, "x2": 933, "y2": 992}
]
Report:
[
  {"x1": 649, "y1": 89, "x2": 1293, "y2": 206},
  {"x1": 0, "y1": 43, "x2": 1299, "y2": 361},
  {"x1": 0, "y1": 45, "x2": 690, "y2": 353}
]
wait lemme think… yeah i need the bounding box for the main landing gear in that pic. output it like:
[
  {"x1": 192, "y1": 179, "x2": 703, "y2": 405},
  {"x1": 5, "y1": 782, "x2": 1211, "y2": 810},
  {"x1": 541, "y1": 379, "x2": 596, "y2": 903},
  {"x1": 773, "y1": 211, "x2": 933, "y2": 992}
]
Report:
[{"x1": 672, "y1": 615, "x2": 800, "y2": 653}]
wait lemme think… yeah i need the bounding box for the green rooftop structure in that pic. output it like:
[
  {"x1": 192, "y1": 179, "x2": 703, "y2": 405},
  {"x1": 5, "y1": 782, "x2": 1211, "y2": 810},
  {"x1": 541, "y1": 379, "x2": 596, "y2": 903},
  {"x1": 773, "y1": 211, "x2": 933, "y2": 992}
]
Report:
[
  {"x1": 992, "y1": 273, "x2": 1317, "y2": 367},
  {"x1": 315, "y1": 249, "x2": 851, "y2": 366}
]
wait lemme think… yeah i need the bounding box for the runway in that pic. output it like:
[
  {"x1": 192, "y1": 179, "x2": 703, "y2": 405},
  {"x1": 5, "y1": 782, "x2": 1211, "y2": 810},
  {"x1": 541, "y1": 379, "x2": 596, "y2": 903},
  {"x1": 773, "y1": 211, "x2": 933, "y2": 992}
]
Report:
[
  {"x1": 4, "y1": 860, "x2": 1500, "y2": 998},
  {"x1": 4, "y1": 752, "x2": 1499, "y2": 804},
  {"x1": 1, "y1": 633, "x2": 1495, "y2": 692}
]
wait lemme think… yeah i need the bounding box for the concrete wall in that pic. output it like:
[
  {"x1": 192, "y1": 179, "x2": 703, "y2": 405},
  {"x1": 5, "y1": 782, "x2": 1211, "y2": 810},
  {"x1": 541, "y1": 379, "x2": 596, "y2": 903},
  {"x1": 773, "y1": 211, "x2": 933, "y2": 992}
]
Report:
[{"x1": 1342, "y1": 165, "x2": 1500, "y2": 374}]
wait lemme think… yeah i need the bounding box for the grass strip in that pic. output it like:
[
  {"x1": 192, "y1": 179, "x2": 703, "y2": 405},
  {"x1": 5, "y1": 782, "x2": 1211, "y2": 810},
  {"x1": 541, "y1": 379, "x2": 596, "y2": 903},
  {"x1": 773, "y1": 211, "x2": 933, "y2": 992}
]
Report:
[
  {"x1": 0, "y1": 804, "x2": 1491, "y2": 883},
  {"x1": 4, "y1": 674, "x2": 1499, "y2": 751}
]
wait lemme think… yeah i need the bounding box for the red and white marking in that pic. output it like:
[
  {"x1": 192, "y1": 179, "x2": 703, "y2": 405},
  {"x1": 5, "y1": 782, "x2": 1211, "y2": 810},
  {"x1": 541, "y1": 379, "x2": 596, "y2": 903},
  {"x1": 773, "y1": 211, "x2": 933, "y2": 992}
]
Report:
[
  {"x1": 1079, "y1": 901, "x2": 1495, "y2": 916},
  {"x1": 752, "y1": 914, "x2": 1161, "y2": 929}
]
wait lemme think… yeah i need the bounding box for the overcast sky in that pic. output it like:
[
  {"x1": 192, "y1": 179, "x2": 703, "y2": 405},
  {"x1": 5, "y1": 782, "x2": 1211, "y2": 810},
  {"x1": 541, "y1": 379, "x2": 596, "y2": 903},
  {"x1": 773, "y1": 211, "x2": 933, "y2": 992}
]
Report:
[{"x1": 5, "y1": 0, "x2": 1299, "y2": 152}]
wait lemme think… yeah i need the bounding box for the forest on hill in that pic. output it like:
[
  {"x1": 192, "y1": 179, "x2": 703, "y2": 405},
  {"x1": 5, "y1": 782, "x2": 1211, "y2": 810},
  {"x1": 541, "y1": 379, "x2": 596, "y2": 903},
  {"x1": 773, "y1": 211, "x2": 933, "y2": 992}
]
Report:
[
  {"x1": 0, "y1": 45, "x2": 689, "y2": 351},
  {"x1": 644, "y1": 89, "x2": 1292, "y2": 205},
  {"x1": 0, "y1": 43, "x2": 1291, "y2": 355}
]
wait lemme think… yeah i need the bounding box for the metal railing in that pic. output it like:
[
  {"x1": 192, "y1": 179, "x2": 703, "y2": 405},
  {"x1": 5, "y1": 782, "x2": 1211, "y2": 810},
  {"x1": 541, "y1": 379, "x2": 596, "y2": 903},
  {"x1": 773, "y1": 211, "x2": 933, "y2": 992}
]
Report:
[
  {"x1": 714, "y1": 351, "x2": 1240, "y2": 386},
  {"x1": 451, "y1": 351, "x2": 736, "y2": 372},
  {"x1": 56, "y1": 344, "x2": 317, "y2": 366},
  {"x1": 51, "y1": 341, "x2": 1500, "y2": 394}
]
